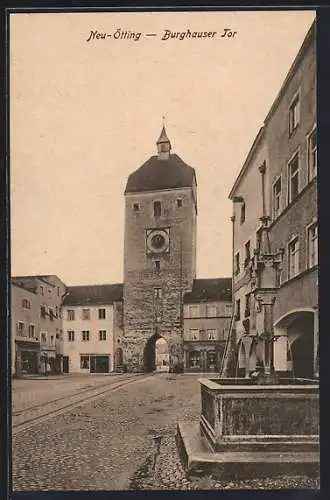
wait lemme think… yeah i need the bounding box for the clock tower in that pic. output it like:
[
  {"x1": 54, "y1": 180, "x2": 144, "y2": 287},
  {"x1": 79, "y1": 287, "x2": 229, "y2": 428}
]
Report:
[{"x1": 122, "y1": 126, "x2": 197, "y2": 372}]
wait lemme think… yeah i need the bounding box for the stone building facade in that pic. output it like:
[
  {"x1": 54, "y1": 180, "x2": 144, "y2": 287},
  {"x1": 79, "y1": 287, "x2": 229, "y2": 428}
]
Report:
[
  {"x1": 183, "y1": 278, "x2": 232, "y2": 372},
  {"x1": 228, "y1": 20, "x2": 317, "y2": 379},
  {"x1": 122, "y1": 127, "x2": 197, "y2": 372}
]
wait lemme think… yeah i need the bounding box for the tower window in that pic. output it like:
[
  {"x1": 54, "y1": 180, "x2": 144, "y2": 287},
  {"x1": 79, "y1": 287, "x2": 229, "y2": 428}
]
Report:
[
  {"x1": 153, "y1": 201, "x2": 161, "y2": 217},
  {"x1": 177, "y1": 199, "x2": 182, "y2": 208},
  {"x1": 154, "y1": 260, "x2": 161, "y2": 270},
  {"x1": 154, "y1": 288, "x2": 162, "y2": 300},
  {"x1": 133, "y1": 203, "x2": 139, "y2": 212}
]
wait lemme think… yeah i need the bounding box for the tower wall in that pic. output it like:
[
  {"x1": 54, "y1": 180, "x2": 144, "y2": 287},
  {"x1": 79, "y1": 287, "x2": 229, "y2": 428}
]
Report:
[{"x1": 123, "y1": 186, "x2": 197, "y2": 371}]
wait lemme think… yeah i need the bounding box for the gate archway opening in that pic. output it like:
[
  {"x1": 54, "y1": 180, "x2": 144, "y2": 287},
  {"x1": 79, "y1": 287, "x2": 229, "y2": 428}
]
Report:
[
  {"x1": 144, "y1": 331, "x2": 169, "y2": 372},
  {"x1": 275, "y1": 309, "x2": 316, "y2": 379}
]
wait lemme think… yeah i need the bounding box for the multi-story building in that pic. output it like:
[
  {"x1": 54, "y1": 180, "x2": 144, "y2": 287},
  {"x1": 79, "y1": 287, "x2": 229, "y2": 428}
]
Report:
[
  {"x1": 61, "y1": 284, "x2": 123, "y2": 373},
  {"x1": 228, "y1": 19, "x2": 317, "y2": 379},
  {"x1": 11, "y1": 275, "x2": 66, "y2": 376},
  {"x1": 183, "y1": 278, "x2": 232, "y2": 372},
  {"x1": 11, "y1": 280, "x2": 40, "y2": 376}
]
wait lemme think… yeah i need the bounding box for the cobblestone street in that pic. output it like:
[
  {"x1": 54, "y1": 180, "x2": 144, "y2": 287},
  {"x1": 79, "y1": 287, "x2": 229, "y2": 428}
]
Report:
[{"x1": 12, "y1": 374, "x2": 319, "y2": 491}]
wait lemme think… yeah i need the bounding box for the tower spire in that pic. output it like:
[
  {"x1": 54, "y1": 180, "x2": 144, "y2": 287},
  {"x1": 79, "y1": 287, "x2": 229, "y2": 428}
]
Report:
[{"x1": 156, "y1": 119, "x2": 171, "y2": 160}]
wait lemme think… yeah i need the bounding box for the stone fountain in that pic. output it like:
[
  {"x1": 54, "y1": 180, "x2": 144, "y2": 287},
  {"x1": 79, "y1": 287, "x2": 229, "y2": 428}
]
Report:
[{"x1": 177, "y1": 213, "x2": 319, "y2": 480}]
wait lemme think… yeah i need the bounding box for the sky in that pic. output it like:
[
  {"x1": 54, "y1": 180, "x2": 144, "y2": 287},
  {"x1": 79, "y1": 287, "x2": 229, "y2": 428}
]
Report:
[{"x1": 10, "y1": 9, "x2": 316, "y2": 286}]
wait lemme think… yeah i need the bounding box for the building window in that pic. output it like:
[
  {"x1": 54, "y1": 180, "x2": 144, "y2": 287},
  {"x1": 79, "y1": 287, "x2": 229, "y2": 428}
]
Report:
[
  {"x1": 98, "y1": 308, "x2": 106, "y2": 320},
  {"x1": 48, "y1": 289, "x2": 52, "y2": 297},
  {"x1": 17, "y1": 322, "x2": 25, "y2": 336},
  {"x1": 22, "y1": 299, "x2": 31, "y2": 309},
  {"x1": 82, "y1": 309, "x2": 90, "y2": 320},
  {"x1": 189, "y1": 329, "x2": 199, "y2": 340},
  {"x1": 288, "y1": 153, "x2": 300, "y2": 204},
  {"x1": 244, "y1": 241, "x2": 251, "y2": 267},
  {"x1": 40, "y1": 305, "x2": 47, "y2": 318},
  {"x1": 189, "y1": 351, "x2": 201, "y2": 367},
  {"x1": 245, "y1": 293, "x2": 251, "y2": 317},
  {"x1": 40, "y1": 286, "x2": 44, "y2": 296},
  {"x1": 308, "y1": 223, "x2": 318, "y2": 268},
  {"x1": 206, "y1": 305, "x2": 217, "y2": 317},
  {"x1": 48, "y1": 308, "x2": 54, "y2": 321},
  {"x1": 289, "y1": 93, "x2": 300, "y2": 135},
  {"x1": 41, "y1": 332, "x2": 47, "y2": 344},
  {"x1": 235, "y1": 299, "x2": 241, "y2": 320},
  {"x1": 28, "y1": 324, "x2": 35, "y2": 338},
  {"x1": 207, "y1": 329, "x2": 217, "y2": 341},
  {"x1": 177, "y1": 199, "x2": 182, "y2": 208},
  {"x1": 133, "y1": 202, "x2": 140, "y2": 212},
  {"x1": 154, "y1": 259, "x2": 161, "y2": 270},
  {"x1": 50, "y1": 335, "x2": 54, "y2": 346},
  {"x1": 273, "y1": 177, "x2": 282, "y2": 219},
  {"x1": 240, "y1": 203, "x2": 246, "y2": 224},
  {"x1": 68, "y1": 330, "x2": 75, "y2": 342},
  {"x1": 234, "y1": 252, "x2": 240, "y2": 276},
  {"x1": 67, "y1": 309, "x2": 75, "y2": 321},
  {"x1": 188, "y1": 305, "x2": 199, "y2": 318},
  {"x1": 153, "y1": 201, "x2": 161, "y2": 217},
  {"x1": 82, "y1": 330, "x2": 90, "y2": 341},
  {"x1": 57, "y1": 286, "x2": 60, "y2": 296},
  {"x1": 80, "y1": 355, "x2": 90, "y2": 369},
  {"x1": 308, "y1": 127, "x2": 317, "y2": 181},
  {"x1": 99, "y1": 330, "x2": 107, "y2": 341},
  {"x1": 154, "y1": 288, "x2": 162, "y2": 300},
  {"x1": 288, "y1": 237, "x2": 299, "y2": 279}
]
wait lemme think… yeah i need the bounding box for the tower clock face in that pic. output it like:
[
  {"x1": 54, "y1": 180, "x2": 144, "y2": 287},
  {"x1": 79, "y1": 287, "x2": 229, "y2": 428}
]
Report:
[{"x1": 146, "y1": 229, "x2": 170, "y2": 254}]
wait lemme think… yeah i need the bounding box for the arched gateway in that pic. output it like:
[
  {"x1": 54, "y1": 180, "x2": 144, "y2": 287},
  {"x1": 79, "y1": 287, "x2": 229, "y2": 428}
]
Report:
[{"x1": 144, "y1": 334, "x2": 169, "y2": 372}]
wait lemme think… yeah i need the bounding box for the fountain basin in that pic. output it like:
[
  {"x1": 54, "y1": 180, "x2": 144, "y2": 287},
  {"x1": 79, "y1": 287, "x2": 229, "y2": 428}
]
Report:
[{"x1": 176, "y1": 377, "x2": 319, "y2": 479}]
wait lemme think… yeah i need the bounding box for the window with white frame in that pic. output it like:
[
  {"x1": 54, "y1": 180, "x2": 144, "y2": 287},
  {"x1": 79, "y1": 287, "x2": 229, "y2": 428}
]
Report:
[
  {"x1": 82, "y1": 309, "x2": 90, "y2": 320},
  {"x1": 28, "y1": 324, "x2": 35, "y2": 338},
  {"x1": 22, "y1": 299, "x2": 31, "y2": 309},
  {"x1": 273, "y1": 176, "x2": 282, "y2": 219},
  {"x1": 154, "y1": 288, "x2": 162, "y2": 300},
  {"x1": 240, "y1": 203, "x2": 246, "y2": 224},
  {"x1": 68, "y1": 330, "x2": 75, "y2": 342},
  {"x1": 67, "y1": 309, "x2": 75, "y2": 321},
  {"x1": 289, "y1": 93, "x2": 300, "y2": 135},
  {"x1": 99, "y1": 330, "x2": 107, "y2": 341},
  {"x1": 189, "y1": 329, "x2": 199, "y2": 340},
  {"x1": 308, "y1": 223, "x2": 318, "y2": 268},
  {"x1": 80, "y1": 355, "x2": 90, "y2": 369},
  {"x1": 17, "y1": 322, "x2": 25, "y2": 336},
  {"x1": 288, "y1": 153, "x2": 300, "y2": 204},
  {"x1": 206, "y1": 305, "x2": 217, "y2": 317},
  {"x1": 82, "y1": 330, "x2": 90, "y2": 341},
  {"x1": 288, "y1": 237, "x2": 299, "y2": 279},
  {"x1": 188, "y1": 305, "x2": 199, "y2": 318},
  {"x1": 207, "y1": 329, "x2": 217, "y2": 340},
  {"x1": 244, "y1": 240, "x2": 251, "y2": 267},
  {"x1": 234, "y1": 252, "x2": 240, "y2": 276},
  {"x1": 98, "y1": 308, "x2": 106, "y2": 320},
  {"x1": 245, "y1": 293, "x2": 251, "y2": 317},
  {"x1": 308, "y1": 127, "x2": 317, "y2": 181}
]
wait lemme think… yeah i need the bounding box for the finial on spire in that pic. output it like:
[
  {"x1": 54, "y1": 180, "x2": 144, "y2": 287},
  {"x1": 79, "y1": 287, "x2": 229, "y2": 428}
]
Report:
[{"x1": 156, "y1": 119, "x2": 171, "y2": 160}]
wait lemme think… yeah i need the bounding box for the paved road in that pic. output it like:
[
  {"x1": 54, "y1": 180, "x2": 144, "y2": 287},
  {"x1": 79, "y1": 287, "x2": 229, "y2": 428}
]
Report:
[
  {"x1": 12, "y1": 373, "x2": 132, "y2": 413},
  {"x1": 12, "y1": 373, "x2": 202, "y2": 491},
  {"x1": 11, "y1": 373, "x2": 319, "y2": 491}
]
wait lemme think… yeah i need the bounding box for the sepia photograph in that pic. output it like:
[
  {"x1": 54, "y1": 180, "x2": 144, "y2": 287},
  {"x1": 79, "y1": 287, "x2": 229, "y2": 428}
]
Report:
[{"x1": 9, "y1": 8, "x2": 318, "y2": 492}]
